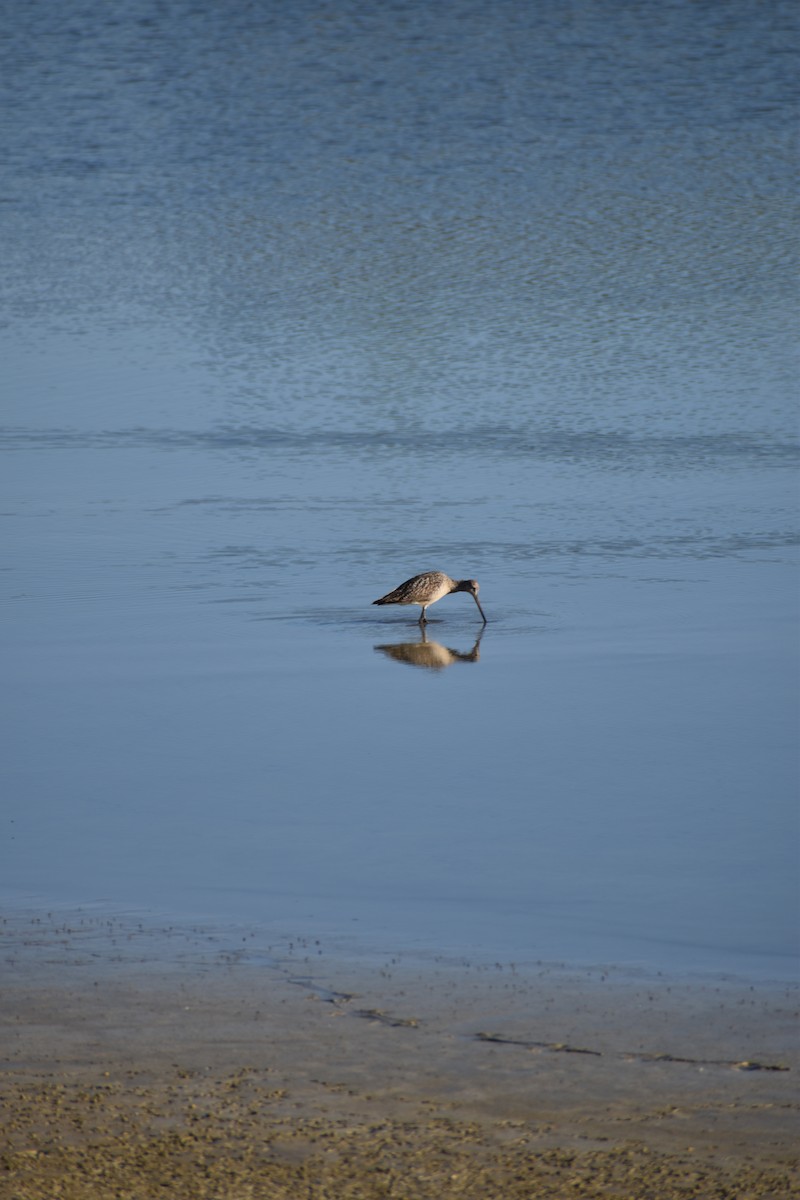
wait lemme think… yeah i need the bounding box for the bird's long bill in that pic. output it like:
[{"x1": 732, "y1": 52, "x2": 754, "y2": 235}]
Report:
[{"x1": 472, "y1": 594, "x2": 488, "y2": 623}]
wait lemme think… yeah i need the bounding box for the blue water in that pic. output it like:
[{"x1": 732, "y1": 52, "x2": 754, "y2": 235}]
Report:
[{"x1": 1, "y1": 0, "x2": 798, "y2": 979}]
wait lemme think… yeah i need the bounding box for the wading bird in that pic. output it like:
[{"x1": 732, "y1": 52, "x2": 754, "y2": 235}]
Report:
[{"x1": 373, "y1": 571, "x2": 487, "y2": 624}]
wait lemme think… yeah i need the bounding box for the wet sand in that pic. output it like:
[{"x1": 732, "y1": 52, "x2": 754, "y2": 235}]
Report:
[{"x1": 1, "y1": 909, "x2": 798, "y2": 1198}]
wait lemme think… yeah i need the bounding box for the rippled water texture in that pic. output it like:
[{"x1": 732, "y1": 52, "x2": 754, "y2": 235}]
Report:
[{"x1": 1, "y1": 0, "x2": 798, "y2": 976}]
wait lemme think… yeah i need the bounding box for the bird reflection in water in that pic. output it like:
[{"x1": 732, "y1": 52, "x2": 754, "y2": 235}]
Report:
[{"x1": 374, "y1": 626, "x2": 484, "y2": 670}]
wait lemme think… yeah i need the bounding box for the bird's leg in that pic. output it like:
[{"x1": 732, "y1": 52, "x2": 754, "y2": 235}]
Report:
[{"x1": 418, "y1": 607, "x2": 428, "y2": 624}]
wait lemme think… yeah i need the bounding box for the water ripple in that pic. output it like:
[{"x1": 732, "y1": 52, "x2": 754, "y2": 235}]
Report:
[{"x1": 2, "y1": 424, "x2": 797, "y2": 471}]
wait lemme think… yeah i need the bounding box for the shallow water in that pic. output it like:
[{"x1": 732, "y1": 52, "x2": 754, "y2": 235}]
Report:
[{"x1": 1, "y1": 0, "x2": 798, "y2": 979}]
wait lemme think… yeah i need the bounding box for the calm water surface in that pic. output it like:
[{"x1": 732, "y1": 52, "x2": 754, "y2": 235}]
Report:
[{"x1": 1, "y1": 0, "x2": 798, "y2": 978}]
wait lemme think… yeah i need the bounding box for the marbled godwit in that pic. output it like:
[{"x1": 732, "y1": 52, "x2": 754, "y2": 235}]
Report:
[{"x1": 372, "y1": 571, "x2": 487, "y2": 624}]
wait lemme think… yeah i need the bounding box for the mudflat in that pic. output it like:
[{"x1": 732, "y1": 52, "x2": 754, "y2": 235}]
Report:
[{"x1": 1, "y1": 909, "x2": 797, "y2": 1198}]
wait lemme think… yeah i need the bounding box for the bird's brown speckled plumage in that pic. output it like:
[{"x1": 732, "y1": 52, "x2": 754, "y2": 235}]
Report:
[{"x1": 373, "y1": 571, "x2": 487, "y2": 624}]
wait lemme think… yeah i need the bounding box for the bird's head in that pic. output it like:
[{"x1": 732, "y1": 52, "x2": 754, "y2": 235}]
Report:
[{"x1": 455, "y1": 579, "x2": 487, "y2": 623}]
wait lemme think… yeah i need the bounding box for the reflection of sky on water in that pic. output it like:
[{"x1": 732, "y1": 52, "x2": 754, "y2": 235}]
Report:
[{"x1": 1, "y1": 0, "x2": 797, "y2": 977}]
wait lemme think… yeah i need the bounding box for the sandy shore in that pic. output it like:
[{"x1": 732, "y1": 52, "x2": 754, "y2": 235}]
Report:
[{"x1": 1, "y1": 908, "x2": 798, "y2": 1198}]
